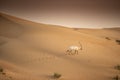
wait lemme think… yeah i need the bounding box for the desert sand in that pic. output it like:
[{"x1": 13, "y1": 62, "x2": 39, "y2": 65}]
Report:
[{"x1": 0, "y1": 13, "x2": 120, "y2": 80}]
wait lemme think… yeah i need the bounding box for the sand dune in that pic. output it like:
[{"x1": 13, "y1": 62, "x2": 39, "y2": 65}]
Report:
[{"x1": 0, "y1": 13, "x2": 120, "y2": 80}]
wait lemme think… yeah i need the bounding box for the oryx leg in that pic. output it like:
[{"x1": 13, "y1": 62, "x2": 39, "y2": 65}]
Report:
[
  {"x1": 71, "y1": 50, "x2": 74, "y2": 55},
  {"x1": 66, "y1": 50, "x2": 69, "y2": 55},
  {"x1": 72, "y1": 50, "x2": 76, "y2": 55},
  {"x1": 69, "y1": 50, "x2": 72, "y2": 55},
  {"x1": 77, "y1": 50, "x2": 79, "y2": 54},
  {"x1": 75, "y1": 50, "x2": 78, "y2": 55},
  {"x1": 66, "y1": 50, "x2": 72, "y2": 55}
]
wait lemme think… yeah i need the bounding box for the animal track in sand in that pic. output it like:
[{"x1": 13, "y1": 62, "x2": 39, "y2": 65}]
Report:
[{"x1": 23, "y1": 52, "x2": 60, "y2": 65}]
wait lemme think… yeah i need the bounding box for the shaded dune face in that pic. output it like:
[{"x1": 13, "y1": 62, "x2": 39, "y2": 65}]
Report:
[
  {"x1": 0, "y1": 13, "x2": 120, "y2": 80},
  {"x1": 0, "y1": 15, "x2": 25, "y2": 38}
]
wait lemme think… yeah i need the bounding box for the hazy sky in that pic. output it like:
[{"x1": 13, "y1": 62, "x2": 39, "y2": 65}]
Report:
[{"x1": 0, "y1": 0, "x2": 120, "y2": 28}]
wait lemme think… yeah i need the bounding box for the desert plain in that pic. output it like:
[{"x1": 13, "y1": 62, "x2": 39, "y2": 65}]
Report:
[{"x1": 0, "y1": 13, "x2": 120, "y2": 80}]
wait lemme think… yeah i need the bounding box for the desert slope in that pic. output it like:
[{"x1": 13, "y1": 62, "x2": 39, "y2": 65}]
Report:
[{"x1": 0, "y1": 13, "x2": 120, "y2": 80}]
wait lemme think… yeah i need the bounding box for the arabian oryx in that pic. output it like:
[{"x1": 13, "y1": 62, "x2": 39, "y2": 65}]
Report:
[{"x1": 66, "y1": 42, "x2": 83, "y2": 55}]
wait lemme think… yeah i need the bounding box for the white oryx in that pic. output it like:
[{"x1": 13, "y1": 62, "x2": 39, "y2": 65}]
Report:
[{"x1": 66, "y1": 42, "x2": 82, "y2": 55}]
